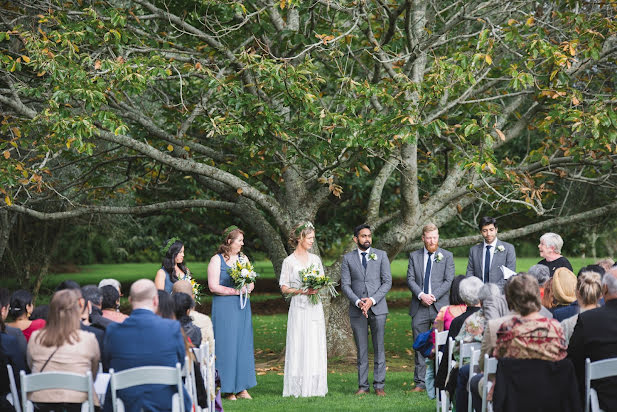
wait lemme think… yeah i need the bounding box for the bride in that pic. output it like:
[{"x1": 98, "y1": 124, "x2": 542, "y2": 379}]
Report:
[{"x1": 279, "y1": 222, "x2": 328, "y2": 397}]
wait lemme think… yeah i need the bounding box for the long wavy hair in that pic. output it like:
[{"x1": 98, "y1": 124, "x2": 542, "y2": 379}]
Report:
[
  {"x1": 162, "y1": 240, "x2": 187, "y2": 283},
  {"x1": 35, "y1": 289, "x2": 81, "y2": 347},
  {"x1": 217, "y1": 228, "x2": 245, "y2": 260}
]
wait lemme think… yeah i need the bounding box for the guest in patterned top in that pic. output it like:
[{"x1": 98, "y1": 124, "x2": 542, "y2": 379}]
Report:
[{"x1": 495, "y1": 274, "x2": 567, "y2": 361}]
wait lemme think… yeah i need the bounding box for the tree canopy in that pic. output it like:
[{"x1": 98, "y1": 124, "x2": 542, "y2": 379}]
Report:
[{"x1": 2, "y1": 0, "x2": 617, "y2": 354}]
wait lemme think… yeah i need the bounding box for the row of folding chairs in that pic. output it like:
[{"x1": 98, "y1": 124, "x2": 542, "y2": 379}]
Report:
[{"x1": 6, "y1": 340, "x2": 216, "y2": 412}]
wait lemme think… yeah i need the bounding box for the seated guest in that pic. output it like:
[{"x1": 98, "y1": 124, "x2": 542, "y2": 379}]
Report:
[
  {"x1": 173, "y1": 292, "x2": 202, "y2": 347},
  {"x1": 561, "y1": 271, "x2": 602, "y2": 345},
  {"x1": 537, "y1": 232, "x2": 573, "y2": 277},
  {"x1": 102, "y1": 279, "x2": 191, "y2": 412},
  {"x1": 7, "y1": 290, "x2": 45, "y2": 342},
  {"x1": 1, "y1": 305, "x2": 28, "y2": 405},
  {"x1": 0, "y1": 288, "x2": 27, "y2": 356},
  {"x1": 579, "y1": 264, "x2": 606, "y2": 278},
  {"x1": 82, "y1": 285, "x2": 113, "y2": 330},
  {"x1": 100, "y1": 285, "x2": 128, "y2": 323},
  {"x1": 548, "y1": 268, "x2": 578, "y2": 321},
  {"x1": 156, "y1": 290, "x2": 176, "y2": 319},
  {"x1": 435, "y1": 276, "x2": 484, "y2": 390},
  {"x1": 172, "y1": 280, "x2": 214, "y2": 350},
  {"x1": 495, "y1": 274, "x2": 567, "y2": 361},
  {"x1": 98, "y1": 279, "x2": 122, "y2": 296},
  {"x1": 527, "y1": 264, "x2": 550, "y2": 298},
  {"x1": 455, "y1": 283, "x2": 504, "y2": 412},
  {"x1": 27, "y1": 289, "x2": 100, "y2": 411},
  {"x1": 56, "y1": 281, "x2": 105, "y2": 356},
  {"x1": 30, "y1": 305, "x2": 49, "y2": 321},
  {"x1": 433, "y1": 275, "x2": 467, "y2": 332},
  {"x1": 568, "y1": 268, "x2": 617, "y2": 411}
]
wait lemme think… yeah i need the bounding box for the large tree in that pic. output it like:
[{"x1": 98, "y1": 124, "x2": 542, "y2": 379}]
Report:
[{"x1": 1, "y1": 0, "x2": 617, "y2": 355}]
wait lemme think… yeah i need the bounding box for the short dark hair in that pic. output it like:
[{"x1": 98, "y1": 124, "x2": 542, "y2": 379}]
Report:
[
  {"x1": 354, "y1": 224, "x2": 371, "y2": 238},
  {"x1": 505, "y1": 274, "x2": 541, "y2": 316},
  {"x1": 81, "y1": 285, "x2": 102, "y2": 306},
  {"x1": 56, "y1": 280, "x2": 81, "y2": 292},
  {"x1": 30, "y1": 304, "x2": 49, "y2": 321},
  {"x1": 478, "y1": 216, "x2": 497, "y2": 231},
  {"x1": 101, "y1": 285, "x2": 120, "y2": 310},
  {"x1": 9, "y1": 289, "x2": 33, "y2": 318},
  {"x1": 578, "y1": 264, "x2": 605, "y2": 277}
]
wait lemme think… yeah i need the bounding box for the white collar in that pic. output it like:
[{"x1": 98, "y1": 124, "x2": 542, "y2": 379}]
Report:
[
  {"x1": 483, "y1": 238, "x2": 498, "y2": 248},
  {"x1": 358, "y1": 247, "x2": 371, "y2": 257},
  {"x1": 424, "y1": 247, "x2": 438, "y2": 256}
]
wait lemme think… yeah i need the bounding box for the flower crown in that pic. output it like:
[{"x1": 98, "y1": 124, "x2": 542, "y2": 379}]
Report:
[
  {"x1": 223, "y1": 225, "x2": 239, "y2": 239},
  {"x1": 161, "y1": 237, "x2": 180, "y2": 255},
  {"x1": 295, "y1": 221, "x2": 315, "y2": 235}
]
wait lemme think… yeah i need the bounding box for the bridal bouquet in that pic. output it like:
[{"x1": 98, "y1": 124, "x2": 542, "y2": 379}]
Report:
[
  {"x1": 298, "y1": 264, "x2": 338, "y2": 304},
  {"x1": 227, "y1": 255, "x2": 259, "y2": 308}
]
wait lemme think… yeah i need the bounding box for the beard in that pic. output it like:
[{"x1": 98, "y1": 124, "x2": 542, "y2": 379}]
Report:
[
  {"x1": 425, "y1": 243, "x2": 439, "y2": 253},
  {"x1": 356, "y1": 239, "x2": 371, "y2": 251}
]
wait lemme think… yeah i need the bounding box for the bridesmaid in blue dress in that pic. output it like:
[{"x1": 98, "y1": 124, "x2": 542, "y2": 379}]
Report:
[
  {"x1": 155, "y1": 238, "x2": 189, "y2": 293},
  {"x1": 207, "y1": 226, "x2": 257, "y2": 400}
]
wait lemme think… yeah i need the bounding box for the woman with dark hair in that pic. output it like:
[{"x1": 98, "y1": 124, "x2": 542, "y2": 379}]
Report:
[
  {"x1": 27, "y1": 289, "x2": 100, "y2": 410},
  {"x1": 156, "y1": 290, "x2": 176, "y2": 320},
  {"x1": 155, "y1": 238, "x2": 191, "y2": 293},
  {"x1": 101, "y1": 285, "x2": 128, "y2": 323},
  {"x1": 173, "y1": 292, "x2": 202, "y2": 347},
  {"x1": 434, "y1": 275, "x2": 467, "y2": 332},
  {"x1": 207, "y1": 226, "x2": 256, "y2": 400},
  {"x1": 7, "y1": 290, "x2": 46, "y2": 342}
]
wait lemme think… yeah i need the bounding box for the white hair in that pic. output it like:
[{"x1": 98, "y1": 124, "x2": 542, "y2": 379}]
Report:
[
  {"x1": 527, "y1": 264, "x2": 551, "y2": 286},
  {"x1": 478, "y1": 283, "x2": 501, "y2": 302},
  {"x1": 459, "y1": 276, "x2": 484, "y2": 305},
  {"x1": 98, "y1": 278, "x2": 121, "y2": 293},
  {"x1": 603, "y1": 269, "x2": 617, "y2": 295},
  {"x1": 540, "y1": 232, "x2": 564, "y2": 255}
]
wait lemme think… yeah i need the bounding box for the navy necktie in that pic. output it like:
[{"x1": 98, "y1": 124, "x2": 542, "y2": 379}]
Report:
[
  {"x1": 423, "y1": 252, "x2": 433, "y2": 294},
  {"x1": 484, "y1": 245, "x2": 492, "y2": 283},
  {"x1": 361, "y1": 252, "x2": 367, "y2": 269}
]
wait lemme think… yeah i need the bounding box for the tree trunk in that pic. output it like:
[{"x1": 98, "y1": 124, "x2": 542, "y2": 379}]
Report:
[{"x1": 323, "y1": 260, "x2": 356, "y2": 359}]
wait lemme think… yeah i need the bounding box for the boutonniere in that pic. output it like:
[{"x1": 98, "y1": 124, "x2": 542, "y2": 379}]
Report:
[
  {"x1": 435, "y1": 252, "x2": 444, "y2": 262},
  {"x1": 369, "y1": 253, "x2": 378, "y2": 261},
  {"x1": 496, "y1": 245, "x2": 505, "y2": 253}
]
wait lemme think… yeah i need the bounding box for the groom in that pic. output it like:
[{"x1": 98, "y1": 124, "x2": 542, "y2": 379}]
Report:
[{"x1": 341, "y1": 224, "x2": 392, "y2": 396}]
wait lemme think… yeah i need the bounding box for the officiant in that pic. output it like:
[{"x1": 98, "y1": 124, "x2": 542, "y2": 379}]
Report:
[{"x1": 464, "y1": 216, "x2": 516, "y2": 291}]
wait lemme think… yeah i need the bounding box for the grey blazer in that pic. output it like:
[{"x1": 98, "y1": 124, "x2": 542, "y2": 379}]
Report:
[
  {"x1": 406, "y1": 248, "x2": 455, "y2": 317},
  {"x1": 340, "y1": 248, "x2": 392, "y2": 316},
  {"x1": 465, "y1": 239, "x2": 516, "y2": 288}
]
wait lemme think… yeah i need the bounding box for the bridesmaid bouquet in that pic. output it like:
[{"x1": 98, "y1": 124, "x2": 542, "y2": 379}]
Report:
[
  {"x1": 178, "y1": 270, "x2": 203, "y2": 303},
  {"x1": 298, "y1": 264, "x2": 338, "y2": 304},
  {"x1": 227, "y1": 256, "x2": 259, "y2": 308}
]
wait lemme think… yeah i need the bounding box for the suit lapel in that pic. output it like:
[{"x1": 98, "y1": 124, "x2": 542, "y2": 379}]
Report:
[
  {"x1": 475, "y1": 244, "x2": 484, "y2": 273},
  {"x1": 353, "y1": 249, "x2": 365, "y2": 276},
  {"x1": 415, "y1": 250, "x2": 425, "y2": 285},
  {"x1": 490, "y1": 241, "x2": 503, "y2": 270}
]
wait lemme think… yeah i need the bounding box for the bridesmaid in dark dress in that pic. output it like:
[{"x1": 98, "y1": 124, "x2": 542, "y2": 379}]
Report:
[
  {"x1": 207, "y1": 226, "x2": 256, "y2": 400},
  {"x1": 155, "y1": 238, "x2": 188, "y2": 293}
]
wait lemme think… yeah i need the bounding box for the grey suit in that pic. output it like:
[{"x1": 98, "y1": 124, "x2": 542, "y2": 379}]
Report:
[
  {"x1": 465, "y1": 239, "x2": 516, "y2": 289},
  {"x1": 406, "y1": 247, "x2": 455, "y2": 388},
  {"x1": 340, "y1": 248, "x2": 392, "y2": 390}
]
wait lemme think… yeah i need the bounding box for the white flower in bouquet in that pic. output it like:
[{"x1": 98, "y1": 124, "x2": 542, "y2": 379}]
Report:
[{"x1": 241, "y1": 268, "x2": 250, "y2": 278}]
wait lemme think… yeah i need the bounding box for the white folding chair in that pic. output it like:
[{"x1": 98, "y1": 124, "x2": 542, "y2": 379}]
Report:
[
  {"x1": 458, "y1": 342, "x2": 482, "y2": 369},
  {"x1": 481, "y1": 355, "x2": 498, "y2": 412},
  {"x1": 194, "y1": 342, "x2": 214, "y2": 412},
  {"x1": 6, "y1": 364, "x2": 22, "y2": 412},
  {"x1": 585, "y1": 357, "x2": 617, "y2": 412},
  {"x1": 109, "y1": 363, "x2": 184, "y2": 412},
  {"x1": 435, "y1": 330, "x2": 448, "y2": 412},
  {"x1": 467, "y1": 349, "x2": 481, "y2": 412},
  {"x1": 207, "y1": 339, "x2": 215, "y2": 412},
  {"x1": 20, "y1": 370, "x2": 94, "y2": 412},
  {"x1": 181, "y1": 355, "x2": 199, "y2": 411},
  {"x1": 439, "y1": 337, "x2": 455, "y2": 412}
]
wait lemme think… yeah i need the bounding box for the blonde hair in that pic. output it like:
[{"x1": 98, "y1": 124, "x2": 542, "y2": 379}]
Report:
[
  {"x1": 577, "y1": 271, "x2": 602, "y2": 306},
  {"x1": 422, "y1": 223, "x2": 438, "y2": 234},
  {"x1": 35, "y1": 289, "x2": 81, "y2": 347},
  {"x1": 289, "y1": 223, "x2": 315, "y2": 248}
]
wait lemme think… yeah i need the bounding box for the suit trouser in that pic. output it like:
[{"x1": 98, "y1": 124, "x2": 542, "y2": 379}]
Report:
[
  {"x1": 411, "y1": 305, "x2": 437, "y2": 388},
  {"x1": 350, "y1": 310, "x2": 387, "y2": 390}
]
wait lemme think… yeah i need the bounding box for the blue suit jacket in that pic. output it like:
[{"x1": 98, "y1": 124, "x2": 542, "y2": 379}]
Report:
[{"x1": 102, "y1": 309, "x2": 190, "y2": 412}]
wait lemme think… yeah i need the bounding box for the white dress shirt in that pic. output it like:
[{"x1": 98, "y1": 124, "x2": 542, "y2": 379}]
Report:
[
  {"x1": 481, "y1": 238, "x2": 498, "y2": 282},
  {"x1": 355, "y1": 247, "x2": 376, "y2": 308},
  {"x1": 418, "y1": 247, "x2": 436, "y2": 300}
]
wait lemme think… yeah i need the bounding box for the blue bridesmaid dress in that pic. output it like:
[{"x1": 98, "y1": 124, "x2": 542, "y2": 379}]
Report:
[{"x1": 211, "y1": 254, "x2": 257, "y2": 393}]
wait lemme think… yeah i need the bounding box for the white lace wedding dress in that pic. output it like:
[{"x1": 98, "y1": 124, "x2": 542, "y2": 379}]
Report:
[{"x1": 279, "y1": 253, "x2": 328, "y2": 397}]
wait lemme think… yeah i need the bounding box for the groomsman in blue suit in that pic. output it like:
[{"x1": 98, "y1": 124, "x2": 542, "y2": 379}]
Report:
[
  {"x1": 341, "y1": 224, "x2": 392, "y2": 396},
  {"x1": 102, "y1": 279, "x2": 191, "y2": 412},
  {"x1": 465, "y1": 216, "x2": 516, "y2": 289},
  {"x1": 406, "y1": 223, "x2": 455, "y2": 392}
]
